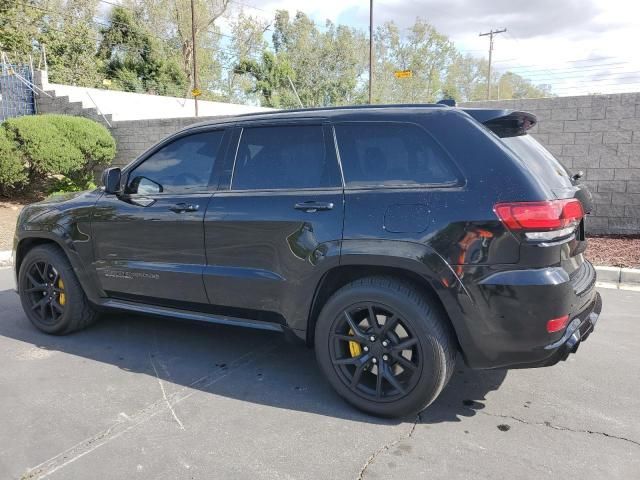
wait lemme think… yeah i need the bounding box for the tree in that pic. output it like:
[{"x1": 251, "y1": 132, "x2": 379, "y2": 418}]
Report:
[
  {"x1": 373, "y1": 19, "x2": 457, "y2": 103},
  {"x1": 269, "y1": 10, "x2": 368, "y2": 107},
  {"x1": 98, "y1": 6, "x2": 187, "y2": 96},
  {"x1": 0, "y1": 0, "x2": 44, "y2": 62},
  {"x1": 234, "y1": 50, "x2": 297, "y2": 108},
  {"x1": 218, "y1": 12, "x2": 269, "y2": 104},
  {"x1": 42, "y1": 0, "x2": 102, "y2": 86},
  {"x1": 496, "y1": 71, "x2": 552, "y2": 99},
  {"x1": 124, "y1": 0, "x2": 229, "y2": 96}
]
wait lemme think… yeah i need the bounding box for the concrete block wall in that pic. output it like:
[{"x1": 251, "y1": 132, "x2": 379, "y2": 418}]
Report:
[{"x1": 462, "y1": 93, "x2": 640, "y2": 234}]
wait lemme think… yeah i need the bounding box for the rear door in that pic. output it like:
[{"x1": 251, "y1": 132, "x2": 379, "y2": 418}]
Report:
[
  {"x1": 203, "y1": 122, "x2": 344, "y2": 328},
  {"x1": 92, "y1": 128, "x2": 228, "y2": 307}
]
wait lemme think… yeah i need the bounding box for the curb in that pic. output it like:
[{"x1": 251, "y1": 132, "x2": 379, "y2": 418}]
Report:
[
  {"x1": 594, "y1": 265, "x2": 640, "y2": 291},
  {"x1": 1, "y1": 249, "x2": 639, "y2": 288},
  {"x1": 0, "y1": 250, "x2": 12, "y2": 268}
]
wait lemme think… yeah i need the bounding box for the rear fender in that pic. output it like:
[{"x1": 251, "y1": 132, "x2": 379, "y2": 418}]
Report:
[{"x1": 335, "y1": 239, "x2": 479, "y2": 360}]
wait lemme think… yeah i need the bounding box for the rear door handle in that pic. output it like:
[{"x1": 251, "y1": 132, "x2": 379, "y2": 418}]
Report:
[
  {"x1": 169, "y1": 203, "x2": 199, "y2": 213},
  {"x1": 294, "y1": 201, "x2": 334, "y2": 212}
]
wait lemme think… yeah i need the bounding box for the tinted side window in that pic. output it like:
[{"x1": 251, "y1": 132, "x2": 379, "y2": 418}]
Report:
[
  {"x1": 334, "y1": 123, "x2": 459, "y2": 187},
  {"x1": 232, "y1": 125, "x2": 341, "y2": 190},
  {"x1": 127, "y1": 130, "x2": 224, "y2": 194}
]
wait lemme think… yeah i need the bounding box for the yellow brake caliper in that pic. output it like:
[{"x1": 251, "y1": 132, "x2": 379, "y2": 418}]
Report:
[
  {"x1": 348, "y1": 329, "x2": 362, "y2": 357},
  {"x1": 58, "y1": 279, "x2": 66, "y2": 306}
]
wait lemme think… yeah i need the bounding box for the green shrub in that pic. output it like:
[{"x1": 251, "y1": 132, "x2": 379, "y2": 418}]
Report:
[
  {"x1": 1, "y1": 114, "x2": 116, "y2": 194},
  {"x1": 0, "y1": 128, "x2": 27, "y2": 195}
]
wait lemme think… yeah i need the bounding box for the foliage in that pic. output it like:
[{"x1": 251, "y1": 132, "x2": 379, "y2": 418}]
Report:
[
  {"x1": 99, "y1": 6, "x2": 188, "y2": 96},
  {"x1": 0, "y1": 1, "x2": 554, "y2": 108},
  {"x1": 0, "y1": 115, "x2": 115, "y2": 196},
  {"x1": 234, "y1": 51, "x2": 297, "y2": 108},
  {"x1": 271, "y1": 11, "x2": 368, "y2": 107},
  {"x1": 47, "y1": 177, "x2": 97, "y2": 197},
  {"x1": 41, "y1": 0, "x2": 103, "y2": 86},
  {"x1": 0, "y1": 0, "x2": 45, "y2": 62},
  {"x1": 0, "y1": 128, "x2": 27, "y2": 196}
]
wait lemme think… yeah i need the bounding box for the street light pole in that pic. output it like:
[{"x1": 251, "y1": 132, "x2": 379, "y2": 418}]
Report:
[
  {"x1": 479, "y1": 28, "x2": 506, "y2": 100},
  {"x1": 190, "y1": 0, "x2": 199, "y2": 117},
  {"x1": 368, "y1": 0, "x2": 373, "y2": 104}
]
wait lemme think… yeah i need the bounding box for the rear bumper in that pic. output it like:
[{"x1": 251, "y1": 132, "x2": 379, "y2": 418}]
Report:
[
  {"x1": 451, "y1": 260, "x2": 601, "y2": 369},
  {"x1": 519, "y1": 290, "x2": 601, "y2": 368}
]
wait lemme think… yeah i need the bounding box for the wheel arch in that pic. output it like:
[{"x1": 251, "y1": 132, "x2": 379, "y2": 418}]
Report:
[
  {"x1": 306, "y1": 247, "x2": 474, "y2": 359},
  {"x1": 15, "y1": 232, "x2": 103, "y2": 304}
]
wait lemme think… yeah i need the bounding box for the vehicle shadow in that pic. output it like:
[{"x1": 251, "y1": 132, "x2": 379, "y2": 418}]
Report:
[{"x1": 0, "y1": 287, "x2": 506, "y2": 425}]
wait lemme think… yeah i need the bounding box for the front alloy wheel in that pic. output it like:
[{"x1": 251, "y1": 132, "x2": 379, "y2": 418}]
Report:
[
  {"x1": 23, "y1": 261, "x2": 66, "y2": 325},
  {"x1": 18, "y1": 244, "x2": 98, "y2": 335}
]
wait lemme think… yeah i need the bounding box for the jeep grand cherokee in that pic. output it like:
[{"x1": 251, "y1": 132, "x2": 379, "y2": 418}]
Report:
[{"x1": 13, "y1": 105, "x2": 601, "y2": 417}]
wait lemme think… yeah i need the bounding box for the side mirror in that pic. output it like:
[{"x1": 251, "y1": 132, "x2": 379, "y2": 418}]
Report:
[{"x1": 102, "y1": 167, "x2": 122, "y2": 194}]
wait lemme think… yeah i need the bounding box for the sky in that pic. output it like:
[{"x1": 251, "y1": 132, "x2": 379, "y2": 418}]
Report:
[{"x1": 223, "y1": 0, "x2": 640, "y2": 96}]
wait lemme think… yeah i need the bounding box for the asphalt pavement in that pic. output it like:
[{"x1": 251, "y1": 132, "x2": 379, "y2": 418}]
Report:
[{"x1": 0, "y1": 267, "x2": 638, "y2": 479}]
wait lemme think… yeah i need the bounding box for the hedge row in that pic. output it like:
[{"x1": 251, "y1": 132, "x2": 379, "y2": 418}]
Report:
[{"x1": 0, "y1": 114, "x2": 116, "y2": 197}]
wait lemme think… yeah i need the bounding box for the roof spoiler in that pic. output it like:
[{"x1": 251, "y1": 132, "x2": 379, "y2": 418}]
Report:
[{"x1": 462, "y1": 109, "x2": 537, "y2": 138}]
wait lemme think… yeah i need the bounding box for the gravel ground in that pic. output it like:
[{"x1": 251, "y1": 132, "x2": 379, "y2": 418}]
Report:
[
  {"x1": 586, "y1": 235, "x2": 640, "y2": 269},
  {"x1": 1, "y1": 199, "x2": 638, "y2": 268}
]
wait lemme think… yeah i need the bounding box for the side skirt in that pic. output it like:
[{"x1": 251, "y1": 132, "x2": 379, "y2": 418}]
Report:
[{"x1": 99, "y1": 298, "x2": 284, "y2": 333}]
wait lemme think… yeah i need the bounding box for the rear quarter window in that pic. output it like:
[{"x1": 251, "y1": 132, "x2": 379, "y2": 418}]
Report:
[
  {"x1": 500, "y1": 135, "x2": 574, "y2": 190},
  {"x1": 334, "y1": 122, "x2": 460, "y2": 188}
]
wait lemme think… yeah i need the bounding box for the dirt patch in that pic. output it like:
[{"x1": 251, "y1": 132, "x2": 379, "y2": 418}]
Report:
[
  {"x1": 0, "y1": 201, "x2": 24, "y2": 250},
  {"x1": 586, "y1": 235, "x2": 640, "y2": 269}
]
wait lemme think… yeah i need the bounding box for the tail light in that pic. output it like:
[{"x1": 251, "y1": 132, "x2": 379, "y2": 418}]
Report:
[{"x1": 494, "y1": 199, "x2": 584, "y2": 241}]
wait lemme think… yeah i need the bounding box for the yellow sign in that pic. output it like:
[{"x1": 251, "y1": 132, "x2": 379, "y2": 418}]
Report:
[
  {"x1": 394, "y1": 70, "x2": 413, "y2": 79},
  {"x1": 191, "y1": 88, "x2": 202, "y2": 97}
]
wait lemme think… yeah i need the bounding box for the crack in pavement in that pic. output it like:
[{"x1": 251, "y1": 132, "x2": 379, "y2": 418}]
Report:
[
  {"x1": 21, "y1": 344, "x2": 277, "y2": 480},
  {"x1": 357, "y1": 413, "x2": 420, "y2": 480},
  {"x1": 477, "y1": 410, "x2": 640, "y2": 448}
]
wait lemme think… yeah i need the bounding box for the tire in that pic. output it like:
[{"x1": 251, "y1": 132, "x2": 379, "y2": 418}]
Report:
[
  {"x1": 18, "y1": 244, "x2": 99, "y2": 335},
  {"x1": 314, "y1": 276, "x2": 457, "y2": 418}
]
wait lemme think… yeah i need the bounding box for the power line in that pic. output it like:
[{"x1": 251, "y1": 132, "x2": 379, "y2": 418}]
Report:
[{"x1": 500, "y1": 62, "x2": 629, "y2": 77}]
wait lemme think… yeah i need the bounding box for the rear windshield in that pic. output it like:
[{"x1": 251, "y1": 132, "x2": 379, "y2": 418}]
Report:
[{"x1": 501, "y1": 135, "x2": 574, "y2": 189}]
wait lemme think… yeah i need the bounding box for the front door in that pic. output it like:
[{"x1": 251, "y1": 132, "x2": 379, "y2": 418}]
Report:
[
  {"x1": 203, "y1": 123, "x2": 344, "y2": 327},
  {"x1": 91, "y1": 128, "x2": 228, "y2": 307}
]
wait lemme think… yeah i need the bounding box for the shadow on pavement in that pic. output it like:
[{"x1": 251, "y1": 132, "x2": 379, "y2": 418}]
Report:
[{"x1": 0, "y1": 287, "x2": 506, "y2": 425}]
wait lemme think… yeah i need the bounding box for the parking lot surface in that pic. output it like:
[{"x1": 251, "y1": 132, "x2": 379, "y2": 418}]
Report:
[{"x1": 0, "y1": 267, "x2": 638, "y2": 479}]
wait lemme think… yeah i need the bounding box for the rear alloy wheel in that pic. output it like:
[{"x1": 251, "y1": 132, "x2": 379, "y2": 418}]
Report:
[
  {"x1": 331, "y1": 303, "x2": 422, "y2": 402},
  {"x1": 315, "y1": 276, "x2": 456, "y2": 417},
  {"x1": 19, "y1": 244, "x2": 98, "y2": 335}
]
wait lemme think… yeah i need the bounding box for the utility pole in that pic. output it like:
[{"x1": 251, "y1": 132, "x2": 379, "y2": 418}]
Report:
[
  {"x1": 190, "y1": 0, "x2": 199, "y2": 116},
  {"x1": 479, "y1": 28, "x2": 506, "y2": 100},
  {"x1": 368, "y1": 0, "x2": 373, "y2": 104}
]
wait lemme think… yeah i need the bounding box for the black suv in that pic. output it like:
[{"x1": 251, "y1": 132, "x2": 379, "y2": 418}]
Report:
[{"x1": 13, "y1": 105, "x2": 601, "y2": 417}]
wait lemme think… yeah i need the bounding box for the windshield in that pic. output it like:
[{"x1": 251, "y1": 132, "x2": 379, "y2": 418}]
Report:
[{"x1": 501, "y1": 135, "x2": 574, "y2": 189}]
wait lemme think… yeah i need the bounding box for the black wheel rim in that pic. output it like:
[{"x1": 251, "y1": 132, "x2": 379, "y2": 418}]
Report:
[
  {"x1": 23, "y1": 261, "x2": 65, "y2": 324},
  {"x1": 330, "y1": 302, "x2": 422, "y2": 402}
]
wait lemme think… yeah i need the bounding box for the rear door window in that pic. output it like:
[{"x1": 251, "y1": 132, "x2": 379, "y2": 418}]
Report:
[
  {"x1": 334, "y1": 122, "x2": 460, "y2": 187},
  {"x1": 231, "y1": 125, "x2": 341, "y2": 190}
]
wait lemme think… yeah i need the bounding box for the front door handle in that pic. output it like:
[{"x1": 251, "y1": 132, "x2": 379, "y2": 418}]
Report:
[
  {"x1": 294, "y1": 201, "x2": 334, "y2": 212},
  {"x1": 169, "y1": 203, "x2": 199, "y2": 213}
]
